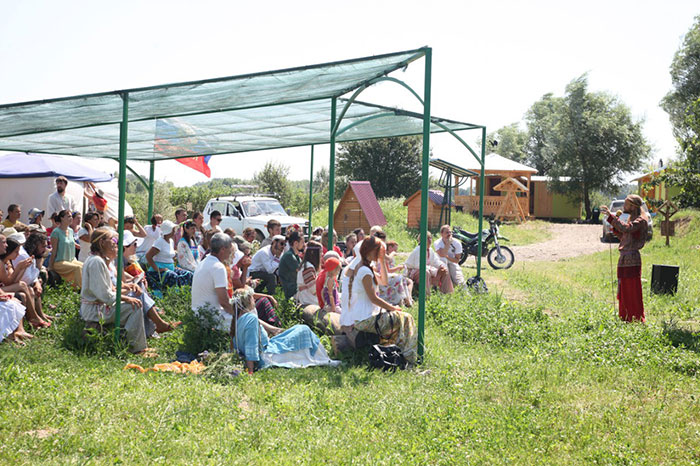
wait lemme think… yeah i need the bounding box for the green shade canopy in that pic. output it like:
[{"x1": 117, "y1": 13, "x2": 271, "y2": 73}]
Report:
[{"x1": 0, "y1": 47, "x2": 480, "y2": 161}]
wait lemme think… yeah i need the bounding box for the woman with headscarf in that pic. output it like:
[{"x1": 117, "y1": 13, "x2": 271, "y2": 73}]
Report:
[{"x1": 600, "y1": 194, "x2": 649, "y2": 322}]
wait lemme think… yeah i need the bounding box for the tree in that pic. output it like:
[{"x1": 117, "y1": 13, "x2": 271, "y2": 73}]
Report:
[
  {"x1": 337, "y1": 136, "x2": 423, "y2": 199},
  {"x1": 658, "y1": 16, "x2": 700, "y2": 207},
  {"x1": 254, "y1": 162, "x2": 293, "y2": 207},
  {"x1": 525, "y1": 75, "x2": 650, "y2": 218},
  {"x1": 485, "y1": 123, "x2": 529, "y2": 163},
  {"x1": 661, "y1": 15, "x2": 700, "y2": 141}
]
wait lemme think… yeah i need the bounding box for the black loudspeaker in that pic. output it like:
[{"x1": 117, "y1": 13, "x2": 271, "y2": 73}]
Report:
[{"x1": 651, "y1": 264, "x2": 679, "y2": 295}]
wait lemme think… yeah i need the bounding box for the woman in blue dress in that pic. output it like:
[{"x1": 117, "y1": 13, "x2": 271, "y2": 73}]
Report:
[{"x1": 231, "y1": 287, "x2": 339, "y2": 373}]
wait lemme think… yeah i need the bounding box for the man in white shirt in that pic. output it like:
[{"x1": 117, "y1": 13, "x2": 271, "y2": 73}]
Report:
[
  {"x1": 46, "y1": 176, "x2": 77, "y2": 218},
  {"x1": 191, "y1": 233, "x2": 282, "y2": 335},
  {"x1": 249, "y1": 235, "x2": 285, "y2": 295},
  {"x1": 404, "y1": 231, "x2": 453, "y2": 295},
  {"x1": 203, "y1": 210, "x2": 223, "y2": 233},
  {"x1": 434, "y1": 224, "x2": 465, "y2": 287},
  {"x1": 191, "y1": 233, "x2": 236, "y2": 332}
]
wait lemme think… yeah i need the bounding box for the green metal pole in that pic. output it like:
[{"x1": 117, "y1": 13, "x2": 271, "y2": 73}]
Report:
[
  {"x1": 417, "y1": 47, "x2": 432, "y2": 363},
  {"x1": 308, "y1": 145, "x2": 314, "y2": 236},
  {"x1": 114, "y1": 92, "x2": 129, "y2": 343},
  {"x1": 147, "y1": 160, "x2": 155, "y2": 220},
  {"x1": 476, "y1": 127, "x2": 486, "y2": 278},
  {"x1": 328, "y1": 98, "x2": 336, "y2": 251}
]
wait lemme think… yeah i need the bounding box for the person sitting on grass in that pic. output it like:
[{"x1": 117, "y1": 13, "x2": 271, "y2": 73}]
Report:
[
  {"x1": 434, "y1": 224, "x2": 465, "y2": 288},
  {"x1": 343, "y1": 233, "x2": 357, "y2": 262},
  {"x1": 0, "y1": 235, "x2": 50, "y2": 329},
  {"x1": 377, "y1": 240, "x2": 414, "y2": 308},
  {"x1": 4, "y1": 233, "x2": 53, "y2": 324},
  {"x1": 49, "y1": 210, "x2": 83, "y2": 288},
  {"x1": 242, "y1": 227, "x2": 257, "y2": 244},
  {"x1": 192, "y1": 233, "x2": 282, "y2": 334},
  {"x1": 278, "y1": 230, "x2": 305, "y2": 300},
  {"x1": 176, "y1": 220, "x2": 200, "y2": 273},
  {"x1": 80, "y1": 228, "x2": 152, "y2": 355},
  {"x1": 136, "y1": 214, "x2": 162, "y2": 260},
  {"x1": 78, "y1": 213, "x2": 100, "y2": 262},
  {"x1": 228, "y1": 239, "x2": 281, "y2": 327},
  {"x1": 317, "y1": 256, "x2": 341, "y2": 314},
  {"x1": 2, "y1": 204, "x2": 26, "y2": 230},
  {"x1": 231, "y1": 286, "x2": 339, "y2": 373},
  {"x1": 321, "y1": 228, "x2": 343, "y2": 257},
  {"x1": 145, "y1": 220, "x2": 193, "y2": 291},
  {"x1": 340, "y1": 236, "x2": 417, "y2": 365},
  {"x1": 404, "y1": 231, "x2": 453, "y2": 295},
  {"x1": 248, "y1": 235, "x2": 285, "y2": 295},
  {"x1": 296, "y1": 241, "x2": 321, "y2": 307},
  {"x1": 204, "y1": 210, "x2": 223, "y2": 233},
  {"x1": 260, "y1": 219, "x2": 281, "y2": 248},
  {"x1": 0, "y1": 287, "x2": 31, "y2": 345}
]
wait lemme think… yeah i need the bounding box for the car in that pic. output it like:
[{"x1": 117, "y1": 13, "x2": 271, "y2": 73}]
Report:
[
  {"x1": 601, "y1": 199, "x2": 653, "y2": 242},
  {"x1": 203, "y1": 194, "x2": 309, "y2": 242}
]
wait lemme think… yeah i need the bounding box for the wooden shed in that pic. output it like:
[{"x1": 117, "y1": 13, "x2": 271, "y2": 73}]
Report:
[
  {"x1": 333, "y1": 181, "x2": 387, "y2": 236},
  {"x1": 529, "y1": 176, "x2": 582, "y2": 219},
  {"x1": 403, "y1": 189, "x2": 454, "y2": 230}
]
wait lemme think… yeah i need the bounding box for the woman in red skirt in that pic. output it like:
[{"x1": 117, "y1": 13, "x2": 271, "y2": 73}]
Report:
[{"x1": 601, "y1": 194, "x2": 648, "y2": 322}]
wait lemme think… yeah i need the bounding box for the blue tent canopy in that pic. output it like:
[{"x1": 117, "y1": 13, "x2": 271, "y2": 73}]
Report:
[{"x1": 0, "y1": 152, "x2": 112, "y2": 182}]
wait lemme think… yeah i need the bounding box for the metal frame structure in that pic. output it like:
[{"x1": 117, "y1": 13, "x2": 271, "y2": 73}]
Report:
[{"x1": 0, "y1": 47, "x2": 487, "y2": 362}]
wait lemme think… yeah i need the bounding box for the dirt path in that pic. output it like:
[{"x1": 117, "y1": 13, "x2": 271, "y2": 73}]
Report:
[{"x1": 509, "y1": 223, "x2": 609, "y2": 262}]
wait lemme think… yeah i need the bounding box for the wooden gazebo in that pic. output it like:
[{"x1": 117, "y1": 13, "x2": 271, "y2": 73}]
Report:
[
  {"x1": 493, "y1": 177, "x2": 528, "y2": 222},
  {"x1": 454, "y1": 153, "x2": 537, "y2": 219}
]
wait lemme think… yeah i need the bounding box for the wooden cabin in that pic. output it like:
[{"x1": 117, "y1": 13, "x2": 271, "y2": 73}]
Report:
[
  {"x1": 333, "y1": 181, "x2": 386, "y2": 236},
  {"x1": 631, "y1": 165, "x2": 681, "y2": 210},
  {"x1": 403, "y1": 189, "x2": 454, "y2": 230}
]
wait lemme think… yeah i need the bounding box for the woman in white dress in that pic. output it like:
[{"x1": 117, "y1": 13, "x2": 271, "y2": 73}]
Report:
[{"x1": 340, "y1": 236, "x2": 417, "y2": 364}]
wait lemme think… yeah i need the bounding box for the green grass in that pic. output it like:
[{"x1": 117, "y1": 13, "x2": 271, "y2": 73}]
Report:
[{"x1": 1, "y1": 212, "x2": 699, "y2": 464}]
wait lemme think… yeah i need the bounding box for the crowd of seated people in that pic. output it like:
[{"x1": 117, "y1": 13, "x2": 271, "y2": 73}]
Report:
[{"x1": 2, "y1": 183, "x2": 459, "y2": 371}]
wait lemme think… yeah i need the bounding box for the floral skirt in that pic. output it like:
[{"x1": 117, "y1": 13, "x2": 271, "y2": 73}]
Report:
[{"x1": 378, "y1": 274, "x2": 413, "y2": 306}]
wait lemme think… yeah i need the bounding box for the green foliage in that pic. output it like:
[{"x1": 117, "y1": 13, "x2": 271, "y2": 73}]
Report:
[
  {"x1": 254, "y1": 162, "x2": 293, "y2": 208},
  {"x1": 661, "y1": 15, "x2": 700, "y2": 141},
  {"x1": 53, "y1": 284, "x2": 130, "y2": 357},
  {"x1": 337, "y1": 136, "x2": 423, "y2": 199},
  {"x1": 271, "y1": 287, "x2": 304, "y2": 329},
  {"x1": 180, "y1": 304, "x2": 230, "y2": 355},
  {"x1": 485, "y1": 122, "x2": 529, "y2": 163},
  {"x1": 526, "y1": 75, "x2": 650, "y2": 217},
  {"x1": 125, "y1": 178, "x2": 175, "y2": 223}
]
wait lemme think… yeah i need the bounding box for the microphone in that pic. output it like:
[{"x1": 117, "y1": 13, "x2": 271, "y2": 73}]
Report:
[{"x1": 616, "y1": 210, "x2": 622, "y2": 217}]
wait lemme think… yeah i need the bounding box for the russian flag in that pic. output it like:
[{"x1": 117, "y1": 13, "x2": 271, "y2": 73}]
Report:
[{"x1": 154, "y1": 118, "x2": 216, "y2": 177}]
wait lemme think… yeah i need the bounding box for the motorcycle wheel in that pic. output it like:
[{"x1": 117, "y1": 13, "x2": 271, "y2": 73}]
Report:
[
  {"x1": 487, "y1": 246, "x2": 514, "y2": 270},
  {"x1": 458, "y1": 250, "x2": 469, "y2": 265}
]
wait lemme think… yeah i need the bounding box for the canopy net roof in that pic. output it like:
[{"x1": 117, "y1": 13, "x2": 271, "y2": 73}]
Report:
[{"x1": 0, "y1": 47, "x2": 481, "y2": 161}]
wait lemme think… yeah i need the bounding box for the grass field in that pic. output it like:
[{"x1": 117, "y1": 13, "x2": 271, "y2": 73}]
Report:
[{"x1": 1, "y1": 210, "x2": 698, "y2": 464}]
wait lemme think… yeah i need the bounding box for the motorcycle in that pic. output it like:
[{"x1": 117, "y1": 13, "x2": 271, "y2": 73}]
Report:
[{"x1": 453, "y1": 216, "x2": 515, "y2": 269}]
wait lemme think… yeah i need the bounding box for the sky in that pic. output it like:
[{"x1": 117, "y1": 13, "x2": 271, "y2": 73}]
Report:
[{"x1": 0, "y1": 0, "x2": 697, "y2": 186}]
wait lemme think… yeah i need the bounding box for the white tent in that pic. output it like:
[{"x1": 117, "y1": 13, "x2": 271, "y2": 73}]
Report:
[{"x1": 0, "y1": 152, "x2": 132, "y2": 226}]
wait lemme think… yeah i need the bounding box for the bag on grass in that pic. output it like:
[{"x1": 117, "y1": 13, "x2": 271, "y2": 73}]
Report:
[{"x1": 368, "y1": 344, "x2": 407, "y2": 372}]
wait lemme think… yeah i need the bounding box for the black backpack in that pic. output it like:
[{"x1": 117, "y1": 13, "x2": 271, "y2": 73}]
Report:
[{"x1": 368, "y1": 344, "x2": 407, "y2": 372}]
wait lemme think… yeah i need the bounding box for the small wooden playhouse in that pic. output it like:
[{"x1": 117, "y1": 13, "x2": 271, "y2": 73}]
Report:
[
  {"x1": 403, "y1": 189, "x2": 455, "y2": 230},
  {"x1": 333, "y1": 181, "x2": 387, "y2": 236}
]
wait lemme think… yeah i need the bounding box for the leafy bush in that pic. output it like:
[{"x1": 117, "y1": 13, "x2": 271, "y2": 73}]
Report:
[
  {"x1": 52, "y1": 284, "x2": 130, "y2": 356},
  {"x1": 180, "y1": 304, "x2": 230, "y2": 355}
]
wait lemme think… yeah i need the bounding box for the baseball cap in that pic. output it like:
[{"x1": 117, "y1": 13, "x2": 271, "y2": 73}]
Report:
[
  {"x1": 122, "y1": 230, "x2": 137, "y2": 247},
  {"x1": 7, "y1": 232, "x2": 26, "y2": 245}
]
